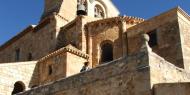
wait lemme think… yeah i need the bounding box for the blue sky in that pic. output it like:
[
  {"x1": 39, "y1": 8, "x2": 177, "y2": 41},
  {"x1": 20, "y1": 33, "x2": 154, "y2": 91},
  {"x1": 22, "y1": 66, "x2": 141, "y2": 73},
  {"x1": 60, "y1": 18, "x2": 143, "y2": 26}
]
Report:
[{"x1": 0, "y1": 0, "x2": 189, "y2": 45}]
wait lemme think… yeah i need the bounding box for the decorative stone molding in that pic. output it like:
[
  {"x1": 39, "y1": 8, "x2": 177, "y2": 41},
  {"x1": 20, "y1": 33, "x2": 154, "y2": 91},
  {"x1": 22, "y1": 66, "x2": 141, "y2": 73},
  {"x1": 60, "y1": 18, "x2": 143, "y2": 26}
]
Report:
[
  {"x1": 38, "y1": 44, "x2": 89, "y2": 62},
  {"x1": 85, "y1": 16, "x2": 144, "y2": 28},
  {"x1": 123, "y1": 16, "x2": 145, "y2": 24},
  {"x1": 176, "y1": 7, "x2": 190, "y2": 22}
]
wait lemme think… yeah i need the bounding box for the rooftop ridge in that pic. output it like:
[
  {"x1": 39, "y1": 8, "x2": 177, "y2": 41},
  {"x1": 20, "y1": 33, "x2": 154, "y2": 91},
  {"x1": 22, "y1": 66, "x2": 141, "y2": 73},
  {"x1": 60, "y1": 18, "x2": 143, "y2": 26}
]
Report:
[
  {"x1": 176, "y1": 6, "x2": 190, "y2": 21},
  {"x1": 38, "y1": 44, "x2": 89, "y2": 62},
  {"x1": 126, "y1": 7, "x2": 189, "y2": 37},
  {"x1": 0, "y1": 25, "x2": 35, "y2": 51},
  {"x1": 0, "y1": 61, "x2": 37, "y2": 67},
  {"x1": 123, "y1": 16, "x2": 145, "y2": 22}
]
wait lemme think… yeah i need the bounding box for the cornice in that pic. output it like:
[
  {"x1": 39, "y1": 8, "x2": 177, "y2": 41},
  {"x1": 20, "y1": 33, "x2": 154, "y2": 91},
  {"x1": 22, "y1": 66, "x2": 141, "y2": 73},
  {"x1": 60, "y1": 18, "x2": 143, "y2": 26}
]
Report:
[
  {"x1": 176, "y1": 6, "x2": 190, "y2": 22},
  {"x1": 85, "y1": 16, "x2": 144, "y2": 27},
  {"x1": 38, "y1": 44, "x2": 89, "y2": 62}
]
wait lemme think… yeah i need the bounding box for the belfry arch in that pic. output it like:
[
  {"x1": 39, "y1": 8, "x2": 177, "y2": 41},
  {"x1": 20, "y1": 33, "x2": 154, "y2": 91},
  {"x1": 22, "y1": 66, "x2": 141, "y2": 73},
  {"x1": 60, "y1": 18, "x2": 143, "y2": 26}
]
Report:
[
  {"x1": 94, "y1": 0, "x2": 107, "y2": 18},
  {"x1": 94, "y1": 4, "x2": 105, "y2": 18}
]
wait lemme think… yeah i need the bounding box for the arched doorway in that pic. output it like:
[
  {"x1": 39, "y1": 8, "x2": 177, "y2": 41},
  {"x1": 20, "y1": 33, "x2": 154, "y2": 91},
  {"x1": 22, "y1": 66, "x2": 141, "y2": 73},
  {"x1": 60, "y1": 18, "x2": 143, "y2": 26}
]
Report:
[
  {"x1": 12, "y1": 81, "x2": 25, "y2": 95},
  {"x1": 100, "y1": 42, "x2": 113, "y2": 63}
]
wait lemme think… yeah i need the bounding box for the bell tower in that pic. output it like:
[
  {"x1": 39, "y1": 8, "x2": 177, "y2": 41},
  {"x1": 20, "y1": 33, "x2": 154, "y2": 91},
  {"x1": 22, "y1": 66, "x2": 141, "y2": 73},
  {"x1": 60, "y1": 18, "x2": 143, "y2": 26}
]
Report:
[
  {"x1": 41, "y1": 0, "x2": 119, "y2": 21},
  {"x1": 41, "y1": 0, "x2": 78, "y2": 21},
  {"x1": 42, "y1": 0, "x2": 63, "y2": 19}
]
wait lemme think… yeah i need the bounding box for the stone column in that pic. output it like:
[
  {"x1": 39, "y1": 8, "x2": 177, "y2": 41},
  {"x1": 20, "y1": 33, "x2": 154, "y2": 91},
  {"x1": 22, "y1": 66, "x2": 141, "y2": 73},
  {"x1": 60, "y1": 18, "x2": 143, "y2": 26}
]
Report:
[
  {"x1": 121, "y1": 18, "x2": 127, "y2": 56},
  {"x1": 87, "y1": 27, "x2": 93, "y2": 68}
]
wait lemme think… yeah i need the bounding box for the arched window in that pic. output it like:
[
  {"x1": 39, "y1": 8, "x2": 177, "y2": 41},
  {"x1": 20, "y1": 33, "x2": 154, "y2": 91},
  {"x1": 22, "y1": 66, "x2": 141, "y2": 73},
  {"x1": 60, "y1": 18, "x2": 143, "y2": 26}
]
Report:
[
  {"x1": 94, "y1": 5, "x2": 105, "y2": 18},
  {"x1": 12, "y1": 81, "x2": 25, "y2": 95},
  {"x1": 100, "y1": 42, "x2": 113, "y2": 63}
]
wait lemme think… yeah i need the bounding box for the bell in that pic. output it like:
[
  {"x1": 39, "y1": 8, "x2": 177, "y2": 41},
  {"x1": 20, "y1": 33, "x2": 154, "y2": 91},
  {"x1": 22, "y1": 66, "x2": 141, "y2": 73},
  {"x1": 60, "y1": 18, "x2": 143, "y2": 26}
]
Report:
[{"x1": 77, "y1": 4, "x2": 87, "y2": 15}]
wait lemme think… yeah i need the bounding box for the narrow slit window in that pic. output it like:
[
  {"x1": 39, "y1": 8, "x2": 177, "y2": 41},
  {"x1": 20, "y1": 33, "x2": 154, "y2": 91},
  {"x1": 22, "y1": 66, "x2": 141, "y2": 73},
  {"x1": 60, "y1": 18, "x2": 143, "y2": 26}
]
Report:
[
  {"x1": 15, "y1": 48, "x2": 20, "y2": 61},
  {"x1": 48, "y1": 65, "x2": 53, "y2": 75}
]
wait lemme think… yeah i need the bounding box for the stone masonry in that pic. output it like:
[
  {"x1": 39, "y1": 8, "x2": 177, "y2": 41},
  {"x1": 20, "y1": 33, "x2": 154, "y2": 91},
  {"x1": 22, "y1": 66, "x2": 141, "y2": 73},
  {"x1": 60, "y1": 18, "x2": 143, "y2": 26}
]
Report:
[{"x1": 0, "y1": 0, "x2": 190, "y2": 95}]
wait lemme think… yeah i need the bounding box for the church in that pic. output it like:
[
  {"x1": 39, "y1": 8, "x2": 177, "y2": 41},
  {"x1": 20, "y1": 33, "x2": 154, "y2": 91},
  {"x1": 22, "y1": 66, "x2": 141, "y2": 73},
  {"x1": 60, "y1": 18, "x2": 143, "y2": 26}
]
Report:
[{"x1": 0, "y1": 0, "x2": 190, "y2": 95}]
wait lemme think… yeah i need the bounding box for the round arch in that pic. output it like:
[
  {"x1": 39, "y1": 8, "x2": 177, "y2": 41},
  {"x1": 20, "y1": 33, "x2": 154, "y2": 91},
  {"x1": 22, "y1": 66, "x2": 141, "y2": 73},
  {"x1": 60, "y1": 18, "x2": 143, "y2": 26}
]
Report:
[
  {"x1": 100, "y1": 40, "x2": 113, "y2": 47},
  {"x1": 94, "y1": 0, "x2": 107, "y2": 18},
  {"x1": 12, "y1": 81, "x2": 25, "y2": 95},
  {"x1": 100, "y1": 40, "x2": 114, "y2": 63}
]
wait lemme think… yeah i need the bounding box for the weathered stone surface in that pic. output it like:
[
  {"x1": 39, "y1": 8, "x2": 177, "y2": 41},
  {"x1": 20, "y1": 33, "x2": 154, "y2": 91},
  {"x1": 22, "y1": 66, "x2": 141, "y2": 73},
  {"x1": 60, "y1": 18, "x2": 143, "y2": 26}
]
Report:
[
  {"x1": 154, "y1": 83, "x2": 190, "y2": 95},
  {"x1": 149, "y1": 52, "x2": 190, "y2": 87},
  {"x1": 178, "y1": 11, "x2": 190, "y2": 72},
  {"x1": 127, "y1": 8, "x2": 184, "y2": 69},
  {"x1": 0, "y1": 17, "x2": 58, "y2": 63},
  {"x1": 0, "y1": 1, "x2": 190, "y2": 95},
  {"x1": 0, "y1": 61, "x2": 37, "y2": 95},
  {"x1": 18, "y1": 50, "x2": 151, "y2": 95},
  {"x1": 38, "y1": 45, "x2": 88, "y2": 85}
]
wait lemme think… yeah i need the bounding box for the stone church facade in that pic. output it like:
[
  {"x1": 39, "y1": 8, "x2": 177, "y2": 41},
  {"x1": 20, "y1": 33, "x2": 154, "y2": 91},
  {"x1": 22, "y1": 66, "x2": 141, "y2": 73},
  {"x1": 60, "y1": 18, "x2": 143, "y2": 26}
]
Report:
[{"x1": 0, "y1": 0, "x2": 190, "y2": 95}]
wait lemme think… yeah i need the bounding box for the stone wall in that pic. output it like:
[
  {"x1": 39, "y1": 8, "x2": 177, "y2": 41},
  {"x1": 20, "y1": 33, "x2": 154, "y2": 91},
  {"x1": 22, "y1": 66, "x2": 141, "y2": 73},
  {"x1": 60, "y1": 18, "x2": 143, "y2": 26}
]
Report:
[
  {"x1": 86, "y1": 19, "x2": 123, "y2": 67},
  {"x1": 178, "y1": 9, "x2": 190, "y2": 72},
  {"x1": 38, "y1": 52, "x2": 67, "y2": 85},
  {"x1": 127, "y1": 7, "x2": 184, "y2": 69},
  {"x1": 66, "y1": 52, "x2": 87, "y2": 77},
  {"x1": 38, "y1": 45, "x2": 88, "y2": 85},
  {"x1": 0, "y1": 26, "x2": 36, "y2": 63},
  {"x1": 0, "y1": 61, "x2": 37, "y2": 95},
  {"x1": 0, "y1": 15, "x2": 63, "y2": 63},
  {"x1": 17, "y1": 50, "x2": 151, "y2": 95},
  {"x1": 154, "y1": 83, "x2": 190, "y2": 95},
  {"x1": 57, "y1": 16, "x2": 99, "y2": 68},
  {"x1": 42, "y1": 0, "x2": 77, "y2": 22},
  {"x1": 149, "y1": 52, "x2": 190, "y2": 87},
  {"x1": 85, "y1": 16, "x2": 143, "y2": 68},
  {"x1": 0, "y1": 45, "x2": 88, "y2": 95},
  {"x1": 57, "y1": 19, "x2": 79, "y2": 49},
  {"x1": 42, "y1": 0, "x2": 63, "y2": 18},
  {"x1": 57, "y1": 16, "x2": 98, "y2": 52},
  {"x1": 58, "y1": 0, "x2": 77, "y2": 22}
]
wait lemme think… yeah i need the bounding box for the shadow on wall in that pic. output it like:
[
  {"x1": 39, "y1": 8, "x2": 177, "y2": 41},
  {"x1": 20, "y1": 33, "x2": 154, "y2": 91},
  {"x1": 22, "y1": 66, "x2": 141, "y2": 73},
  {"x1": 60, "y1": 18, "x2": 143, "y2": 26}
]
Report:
[
  {"x1": 11, "y1": 63, "x2": 39, "y2": 95},
  {"x1": 28, "y1": 63, "x2": 40, "y2": 89},
  {"x1": 0, "y1": 61, "x2": 39, "y2": 95},
  {"x1": 16, "y1": 39, "x2": 152, "y2": 95}
]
